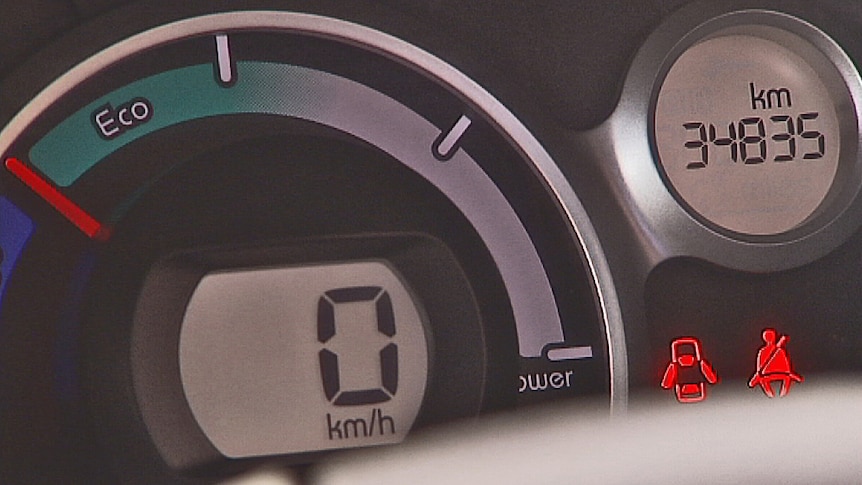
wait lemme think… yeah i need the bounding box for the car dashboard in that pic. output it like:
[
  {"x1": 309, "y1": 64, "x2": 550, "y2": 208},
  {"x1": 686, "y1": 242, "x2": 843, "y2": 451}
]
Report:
[{"x1": 0, "y1": 1, "x2": 860, "y2": 483}]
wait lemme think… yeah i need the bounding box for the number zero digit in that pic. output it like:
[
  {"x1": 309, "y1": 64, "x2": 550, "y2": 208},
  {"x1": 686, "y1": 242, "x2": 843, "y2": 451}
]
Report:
[{"x1": 317, "y1": 286, "x2": 399, "y2": 406}]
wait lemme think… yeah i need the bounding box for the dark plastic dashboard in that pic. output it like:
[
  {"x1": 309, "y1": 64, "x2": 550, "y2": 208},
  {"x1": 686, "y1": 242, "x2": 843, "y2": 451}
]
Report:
[{"x1": 0, "y1": 1, "x2": 861, "y2": 483}]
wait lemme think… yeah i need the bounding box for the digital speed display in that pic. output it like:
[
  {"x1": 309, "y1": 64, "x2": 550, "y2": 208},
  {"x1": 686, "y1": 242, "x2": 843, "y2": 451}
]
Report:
[
  {"x1": 178, "y1": 261, "x2": 428, "y2": 458},
  {"x1": 654, "y1": 27, "x2": 850, "y2": 236},
  {"x1": 0, "y1": 8, "x2": 619, "y2": 480}
]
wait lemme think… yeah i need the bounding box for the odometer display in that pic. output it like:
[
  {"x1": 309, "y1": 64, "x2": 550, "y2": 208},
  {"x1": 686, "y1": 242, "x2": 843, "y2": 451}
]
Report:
[{"x1": 654, "y1": 28, "x2": 849, "y2": 236}]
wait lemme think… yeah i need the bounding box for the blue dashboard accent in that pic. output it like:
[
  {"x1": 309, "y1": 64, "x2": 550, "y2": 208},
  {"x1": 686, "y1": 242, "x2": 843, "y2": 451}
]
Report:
[{"x1": 0, "y1": 197, "x2": 34, "y2": 304}]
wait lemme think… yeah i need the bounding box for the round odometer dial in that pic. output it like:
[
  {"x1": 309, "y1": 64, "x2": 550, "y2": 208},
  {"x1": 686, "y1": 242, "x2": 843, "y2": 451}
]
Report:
[{"x1": 654, "y1": 15, "x2": 859, "y2": 237}]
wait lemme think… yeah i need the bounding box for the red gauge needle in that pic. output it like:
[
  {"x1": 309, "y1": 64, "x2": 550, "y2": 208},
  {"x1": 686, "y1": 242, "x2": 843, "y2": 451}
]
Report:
[{"x1": 5, "y1": 157, "x2": 111, "y2": 241}]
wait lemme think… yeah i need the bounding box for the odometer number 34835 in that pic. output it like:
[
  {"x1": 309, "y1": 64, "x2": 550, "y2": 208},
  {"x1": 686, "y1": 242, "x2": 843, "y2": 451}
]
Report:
[{"x1": 682, "y1": 112, "x2": 825, "y2": 170}]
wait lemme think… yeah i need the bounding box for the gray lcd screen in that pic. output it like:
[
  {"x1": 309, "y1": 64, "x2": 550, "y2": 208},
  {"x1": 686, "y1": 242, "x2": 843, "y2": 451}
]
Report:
[
  {"x1": 179, "y1": 261, "x2": 428, "y2": 458},
  {"x1": 655, "y1": 33, "x2": 841, "y2": 236}
]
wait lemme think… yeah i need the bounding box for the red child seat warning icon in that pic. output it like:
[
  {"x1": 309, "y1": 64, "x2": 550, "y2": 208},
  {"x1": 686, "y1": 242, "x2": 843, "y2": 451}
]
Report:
[
  {"x1": 661, "y1": 337, "x2": 719, "y2": 403},
  {"x1": 749, "y1": 328, "x2": 803, "y2": 397}
]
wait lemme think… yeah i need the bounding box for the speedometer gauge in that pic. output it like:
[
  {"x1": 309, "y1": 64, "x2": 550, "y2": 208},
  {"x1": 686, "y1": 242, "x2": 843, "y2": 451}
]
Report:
[{"x1": 0, "y1": 7, "x2": 621, "y2": 481}]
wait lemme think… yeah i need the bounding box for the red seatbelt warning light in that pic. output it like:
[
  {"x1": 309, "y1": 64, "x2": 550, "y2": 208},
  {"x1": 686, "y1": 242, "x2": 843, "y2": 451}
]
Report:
[
  {"x1": 661, "y1": 337, "x2": 719, "y2": 403},
  {"x1": 749, "y1": 328, "x2": 803, "y2": 398}
]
